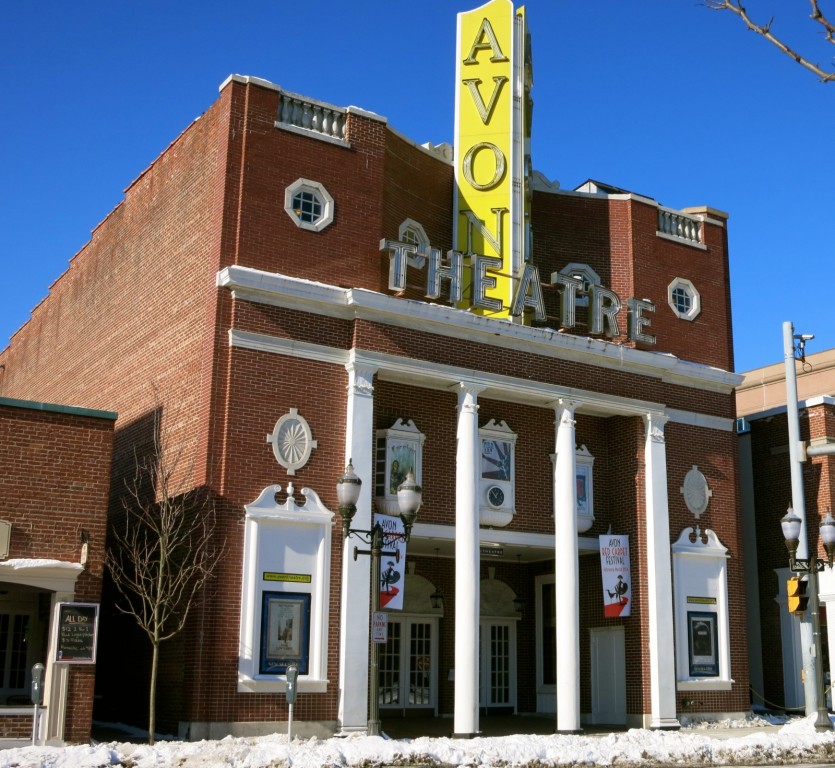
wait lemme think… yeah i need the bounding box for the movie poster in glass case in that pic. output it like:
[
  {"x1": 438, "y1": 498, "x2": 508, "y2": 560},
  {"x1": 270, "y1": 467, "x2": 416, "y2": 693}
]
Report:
[
  {"x1": 259, "y1": 592, "x2": 311, "y2": 675},
  {"x1": 687, "y1": 610, "x2": 719, "y2": 676}
]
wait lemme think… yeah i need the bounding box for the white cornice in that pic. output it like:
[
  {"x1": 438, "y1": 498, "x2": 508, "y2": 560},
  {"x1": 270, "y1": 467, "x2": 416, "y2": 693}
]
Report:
[
  {"x1": 231, "y1": 329, "x2": 735, "y2": 432},
  {"x1": 666, "y1": 408, "x2": 736, "y2": 433},
  {"x1": 231, "y1": 328, "x2": 660, "y2": 417},
  {"x1": 217, "y1": 266, "x2": 742, "y2": 395}
]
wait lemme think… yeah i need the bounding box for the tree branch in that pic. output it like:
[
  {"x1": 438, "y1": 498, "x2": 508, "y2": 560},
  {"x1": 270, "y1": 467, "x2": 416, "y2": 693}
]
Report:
[
  {"x1": 810, "y1": 0, "x2": 835, "y2": 43},
  {"x1": 705, "y1": 0, "x2": 835, "y2": 83}
]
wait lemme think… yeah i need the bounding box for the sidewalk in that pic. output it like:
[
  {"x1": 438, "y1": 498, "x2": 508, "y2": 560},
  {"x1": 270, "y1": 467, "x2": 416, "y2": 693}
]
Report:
[
  {"x1": 0, "y1": 717, "x2": 790, "y2": 748},
  {"x1": 378, "y1": 714, "x2": 788, "y2": 741}
]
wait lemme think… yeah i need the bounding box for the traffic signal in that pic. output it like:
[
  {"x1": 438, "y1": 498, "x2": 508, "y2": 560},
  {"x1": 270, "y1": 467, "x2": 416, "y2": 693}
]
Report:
[{"x1": 787, "y1": 576, "x2": 809, "y2": 615}]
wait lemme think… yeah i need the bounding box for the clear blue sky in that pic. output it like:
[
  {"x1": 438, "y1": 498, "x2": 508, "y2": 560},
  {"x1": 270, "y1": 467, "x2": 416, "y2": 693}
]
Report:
[{"x1": 1, "y1": 1, "x2": 832, "y2": 373}]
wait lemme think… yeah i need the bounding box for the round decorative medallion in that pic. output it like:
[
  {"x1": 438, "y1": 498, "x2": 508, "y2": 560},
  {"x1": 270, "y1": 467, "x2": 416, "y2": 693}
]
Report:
[
  {"x1": 680, "y1": 465, "x2": 712, "y2": 519},
  {"x1": 266, "y1": 408, "x2": 317, "y2": 475}
]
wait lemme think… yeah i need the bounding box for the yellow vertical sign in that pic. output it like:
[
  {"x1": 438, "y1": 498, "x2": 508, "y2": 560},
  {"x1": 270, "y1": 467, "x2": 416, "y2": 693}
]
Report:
[{"x1": 455, "y1": 0, "x2": 528, "y2": 320}]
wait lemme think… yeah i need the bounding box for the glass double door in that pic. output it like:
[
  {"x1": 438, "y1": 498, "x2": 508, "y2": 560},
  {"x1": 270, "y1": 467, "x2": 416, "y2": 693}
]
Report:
[
  {"x1": 378, "y1": 616, "x2": 516, "y2": 712},
  {"x1": 379, "y1": 617, "x2": 437, "y2": 711}
]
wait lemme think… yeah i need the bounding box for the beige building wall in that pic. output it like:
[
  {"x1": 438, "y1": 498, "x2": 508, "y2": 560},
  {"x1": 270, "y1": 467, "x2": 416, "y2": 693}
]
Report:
[{"x1": 736, "y1": 348, "x2": 835, "y2": 417}]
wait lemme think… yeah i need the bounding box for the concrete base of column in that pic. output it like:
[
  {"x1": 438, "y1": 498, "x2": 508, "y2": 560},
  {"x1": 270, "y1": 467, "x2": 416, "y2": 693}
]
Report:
[{"x1": 651, "y1": 719, "x2": 681, "y2": 730}]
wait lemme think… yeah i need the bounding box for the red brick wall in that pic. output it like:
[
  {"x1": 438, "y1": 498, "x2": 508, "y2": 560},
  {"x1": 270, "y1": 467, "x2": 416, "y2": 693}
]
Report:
[
  {"x1": 0, "y1": 715, "x2": 33, "y2": 739},
  {"x1": 0, "y1": 400, "x2": 114, "y2": 741},
  {"x1": 532, "y1": 192, "x2": 734, "y2": 372}
]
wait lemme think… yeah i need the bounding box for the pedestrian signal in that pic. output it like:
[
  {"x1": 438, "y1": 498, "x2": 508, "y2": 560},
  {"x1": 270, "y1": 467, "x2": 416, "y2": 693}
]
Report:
[{"x1": 787, "y1": 576, "x2": 809, "y2": 614}]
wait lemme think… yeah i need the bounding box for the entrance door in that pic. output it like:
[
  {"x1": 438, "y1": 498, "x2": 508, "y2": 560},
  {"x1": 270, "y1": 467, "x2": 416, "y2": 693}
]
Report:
[
  {"x1": 590, "y1": 626, "x2": 626, "y2": 724},
  {"x1": 479, "y1": 621, "x2": 516, "y2": 709},
  {"x1": 379, "y1": 618, "x2": 437, "y2": 712}
]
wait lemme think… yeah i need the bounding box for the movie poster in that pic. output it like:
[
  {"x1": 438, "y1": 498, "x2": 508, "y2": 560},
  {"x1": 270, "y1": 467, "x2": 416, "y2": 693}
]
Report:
[{"x1": 599, "y1": 534, "x2": 631, "y2": 617}]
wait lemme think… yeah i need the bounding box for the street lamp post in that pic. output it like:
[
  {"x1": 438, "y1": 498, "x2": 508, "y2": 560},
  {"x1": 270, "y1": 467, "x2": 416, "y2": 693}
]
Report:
[
  {"x1": 782, "y1": 322, "x2": 834, "y2": 726},
  {"x1": 336, "y1": 460, "x2": 423, "y2": 737},
  {"x1": 781, "y1": 507, "x2": 835, "y2": 730}
]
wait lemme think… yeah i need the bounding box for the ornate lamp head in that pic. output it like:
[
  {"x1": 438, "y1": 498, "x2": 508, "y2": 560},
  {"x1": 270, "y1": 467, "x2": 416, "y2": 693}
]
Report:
[
  {"x1": 336, "y1": 460, "x2": 362, "y2": 539},
  {"x1": 781, "y1": 507, "x2": 802, "y2": 569},
  {"x1": 820, "y1": 510, "x2": 835, "y2": 568},
  {"x1": 396, "y1": 472, "x2": 423, "y2": 541}
]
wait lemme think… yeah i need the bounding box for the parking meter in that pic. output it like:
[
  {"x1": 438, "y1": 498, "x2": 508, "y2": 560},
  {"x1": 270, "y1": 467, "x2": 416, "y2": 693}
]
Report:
[
  {"x1": 285, "y1": 665, "x2": 298, "y2": 705},
  {"x1": 285, "y1": 665, "x2": 298, "y2": 740},
  {"x1": 31, "y1": 663, "x2": 45, "y2": 746},
  {"x1": 30, "y1": 663, "x2": 44, "y2": 705}
]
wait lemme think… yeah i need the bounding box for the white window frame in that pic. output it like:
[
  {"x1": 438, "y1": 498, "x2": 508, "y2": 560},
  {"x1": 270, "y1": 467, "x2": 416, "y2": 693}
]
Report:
[
  {"x1": 667, "y1": 277, "x2": 701, "y2": 321},
  {"x1": 671, "y1": 526, "x2": 733, "y2": 691},
  {"x1": 557, "y1": 263, "x2": 601, "y2": 308},
  {"x1": 284, "y1": 178, "x2": 335, "y2": 232},
  {"x1": 479, "y1": 419, "x2": 517, "y2": 528},
  {"x1": 238, "y1": 484, "x2": 333, "y2": 693},
  {"x1": 374, "y1": 419, "x2": 425, "y2": 516},
  {"x1": 549, "y1": 444, "x2": 595, "y2": 533},
  {"x1": 398, "y1": 219, "x2": 428, "y2": 268}
]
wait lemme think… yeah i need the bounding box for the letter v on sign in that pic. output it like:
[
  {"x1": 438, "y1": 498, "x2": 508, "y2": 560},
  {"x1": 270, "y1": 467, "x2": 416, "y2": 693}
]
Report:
[{"x1": 461, "y1": 76, "x2": 509, "y2": 125}]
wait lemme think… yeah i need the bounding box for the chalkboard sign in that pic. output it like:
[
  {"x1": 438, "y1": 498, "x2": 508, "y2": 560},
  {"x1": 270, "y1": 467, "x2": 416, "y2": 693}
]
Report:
[{"x1": 55, "y1": 603, "x2": 99, "y2": 664}]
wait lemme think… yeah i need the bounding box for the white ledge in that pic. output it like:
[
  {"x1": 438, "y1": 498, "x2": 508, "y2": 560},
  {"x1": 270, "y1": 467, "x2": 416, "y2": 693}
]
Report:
[{"x1": 217, "y1": 266, "x2": 742, "y2": 396}]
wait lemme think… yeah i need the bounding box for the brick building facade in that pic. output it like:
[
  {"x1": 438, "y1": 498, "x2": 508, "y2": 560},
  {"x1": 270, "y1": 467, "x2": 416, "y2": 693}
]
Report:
[
  {"x1": 0, "y1": 397, "x2": 114, "y2": 741},
  {"x1": 0, "y1": 59, "x2": 748, "y2": 737},
  {"x1": 737, "y1": 346, "x2": 835, "y2": 715}
]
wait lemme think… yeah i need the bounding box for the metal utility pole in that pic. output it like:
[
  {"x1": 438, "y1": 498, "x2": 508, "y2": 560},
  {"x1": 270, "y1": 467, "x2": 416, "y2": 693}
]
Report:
[{"x1": 783, "y1": 321, "x2": 828, "y2": 727}]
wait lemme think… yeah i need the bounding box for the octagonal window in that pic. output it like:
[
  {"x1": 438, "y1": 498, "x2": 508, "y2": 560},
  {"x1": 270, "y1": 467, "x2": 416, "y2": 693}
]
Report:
[
  {"x1": 284, "y1": 179, "x2": 334, "y2": 232},
  {"x1": 667, "y1": 277, "x2": 701, "y2": 321}
]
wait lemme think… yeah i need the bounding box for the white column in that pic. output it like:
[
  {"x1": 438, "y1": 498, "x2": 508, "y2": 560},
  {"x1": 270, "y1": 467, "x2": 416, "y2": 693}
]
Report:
[
  {"x1": 337, "y1": 359, "x2": 378, "y2": 733},
  {"x1": 453, "y1": 381, "x2": 483, "y2": 737},
  {"x1": 554, "y1": 400, "x2": 581, "y2": 732},
  {"x1": 643, "y1": 412, "x2": 679, "y2": 729}
]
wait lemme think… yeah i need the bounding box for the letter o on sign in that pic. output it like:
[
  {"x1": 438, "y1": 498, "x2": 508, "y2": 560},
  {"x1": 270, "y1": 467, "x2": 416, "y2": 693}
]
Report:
[{"x1": 462, "y1": 142, "x2": 506, "y2": 191}]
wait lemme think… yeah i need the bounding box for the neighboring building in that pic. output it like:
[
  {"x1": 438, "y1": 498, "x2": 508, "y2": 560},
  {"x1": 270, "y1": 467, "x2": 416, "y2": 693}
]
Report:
[
  {"x1": 737, "y1": 345, "x2": 835, "y2": 714},
  {"x1": 0, "y1": 397, "x2": 115, "y2": 742},
  {"x1": 0, "y1": 2, "x2": 747, "y2": 738}
]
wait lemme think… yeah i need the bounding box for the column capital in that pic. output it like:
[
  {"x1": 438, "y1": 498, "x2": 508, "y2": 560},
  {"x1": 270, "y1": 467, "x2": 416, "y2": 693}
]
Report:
[
  {"x1": 345, "y1": 360, "x2": 378, "y2": 397},
  {"x1": 643, "y1": 412, "x2": 669, "y2": 443},
  {"x1": 551, "y1": 398, "x2": 580, "y2": 427},
  {"x1": 451, "y1": 380, "x2": 487, "y2": 397},
  {"x1": 451, "y1": 381, "x2": 486, "y2": 414}
]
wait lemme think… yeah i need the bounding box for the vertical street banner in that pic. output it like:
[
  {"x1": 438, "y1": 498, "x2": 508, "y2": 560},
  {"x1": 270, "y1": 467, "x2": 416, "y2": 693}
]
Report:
[
  {"x1": 599, "y1": 535, "x2": 631, "y2": 617},
  {"x1": 375, "y1": 514, "x2": 406, "y2": 610}
]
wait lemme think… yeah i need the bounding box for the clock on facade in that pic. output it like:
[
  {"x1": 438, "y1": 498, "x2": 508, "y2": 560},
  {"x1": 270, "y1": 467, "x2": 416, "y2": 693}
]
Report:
[{"x1": 487, "y1": 485, "x2": 505, "y2": 508}]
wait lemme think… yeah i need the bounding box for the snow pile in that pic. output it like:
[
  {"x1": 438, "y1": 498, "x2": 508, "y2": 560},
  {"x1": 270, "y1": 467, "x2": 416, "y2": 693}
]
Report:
[{"x1": 2, "y1": 715, "x2": 835, "y2": 767}]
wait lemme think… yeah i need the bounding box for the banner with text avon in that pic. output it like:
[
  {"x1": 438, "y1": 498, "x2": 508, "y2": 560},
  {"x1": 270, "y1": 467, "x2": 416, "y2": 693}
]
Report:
[
  {"x1": 599, "y1": 534, "x2": 631, "y2": 617},
  {"x1": 375, "y1": 514, "x2": 406, "y2": 610}
]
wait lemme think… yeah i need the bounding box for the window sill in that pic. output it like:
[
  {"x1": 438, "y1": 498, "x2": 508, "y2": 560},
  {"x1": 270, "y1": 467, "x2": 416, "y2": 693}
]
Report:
[
  {"x1": 238, "y1": 677, "x2": 328, "y2": 694},
  {"x1": 677, "y1": 679, "x2": 734, "y2": 692}
]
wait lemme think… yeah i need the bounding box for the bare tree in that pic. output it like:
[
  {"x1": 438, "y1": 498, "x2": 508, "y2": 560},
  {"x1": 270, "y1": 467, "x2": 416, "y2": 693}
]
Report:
[
  {"x1": 705, "y1": 1, "x2": 835, "y2": 82},
  {"x1": 106, "y1": 400, "x2": 220, "y2": 744}
]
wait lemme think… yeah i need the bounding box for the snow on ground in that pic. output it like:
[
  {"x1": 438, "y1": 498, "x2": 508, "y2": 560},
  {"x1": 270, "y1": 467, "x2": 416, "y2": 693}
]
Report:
[{"x1": 3, "y1": 714, "x2": 835, "y2": 767}]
